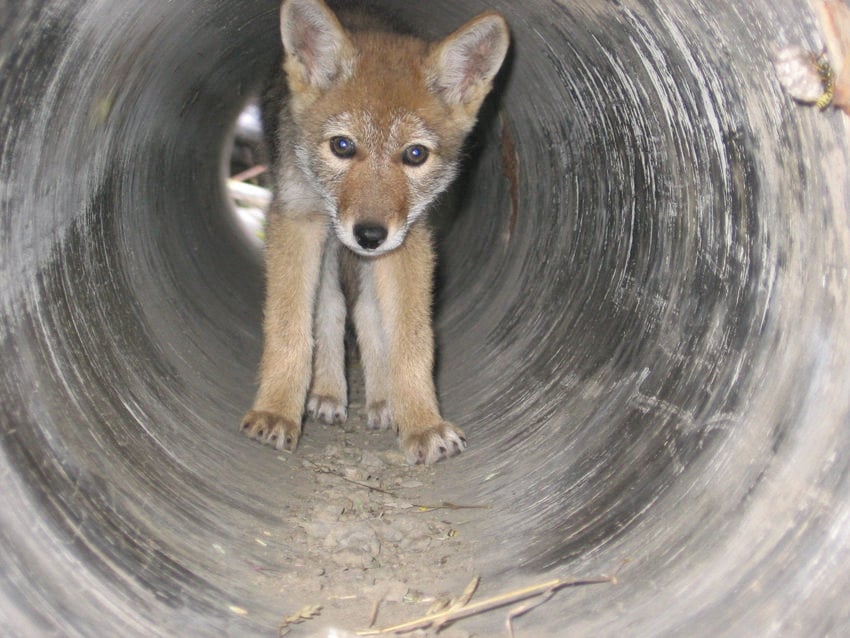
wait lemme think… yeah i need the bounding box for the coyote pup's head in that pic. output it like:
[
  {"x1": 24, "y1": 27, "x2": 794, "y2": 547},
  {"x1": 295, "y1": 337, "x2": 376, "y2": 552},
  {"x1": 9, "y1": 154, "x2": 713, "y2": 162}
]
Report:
[{"x1": 279, "y1": 0, "x2": 510, "y2": 256}]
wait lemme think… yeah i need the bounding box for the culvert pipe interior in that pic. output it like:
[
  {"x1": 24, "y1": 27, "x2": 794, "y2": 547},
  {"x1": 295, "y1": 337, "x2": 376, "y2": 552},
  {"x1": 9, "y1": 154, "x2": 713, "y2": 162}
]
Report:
[{"x1": 2, "y1": 0, "x2": 850, "y2": 635}]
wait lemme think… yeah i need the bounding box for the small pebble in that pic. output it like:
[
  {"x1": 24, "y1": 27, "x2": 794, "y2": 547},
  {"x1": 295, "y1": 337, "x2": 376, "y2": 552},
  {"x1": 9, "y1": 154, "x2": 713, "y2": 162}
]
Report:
[
  {"x1": 400, "y1": 535, "x2": 432, "y2": 552},
  {"x1": 312, "y1": 503, "x2": 344, "y2": 522},
  {"x1": 372, "y1": 521, "x2": 404, "y2": 544},
  {"x1": 343, "y1": 466, "x2": 368, "y2": 481},
  {"x1": 383, "y1": 580, "x2": 409, "y2": 603},
  {"x1": 359, "y1": 450, "x2": 385, "y2": 468}
]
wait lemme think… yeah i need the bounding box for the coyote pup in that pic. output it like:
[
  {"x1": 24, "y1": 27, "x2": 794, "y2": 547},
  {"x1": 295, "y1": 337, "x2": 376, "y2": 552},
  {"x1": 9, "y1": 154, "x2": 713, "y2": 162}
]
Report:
[{"x1": 241, "y1": 0, "x2": 509, "y2": 464}]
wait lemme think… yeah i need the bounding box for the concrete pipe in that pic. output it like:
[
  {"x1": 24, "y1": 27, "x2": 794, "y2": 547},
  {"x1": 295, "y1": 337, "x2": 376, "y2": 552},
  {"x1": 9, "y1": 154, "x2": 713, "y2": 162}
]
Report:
[{"x1": 2, "y1": 0, "x2": 849, "y2": 635}]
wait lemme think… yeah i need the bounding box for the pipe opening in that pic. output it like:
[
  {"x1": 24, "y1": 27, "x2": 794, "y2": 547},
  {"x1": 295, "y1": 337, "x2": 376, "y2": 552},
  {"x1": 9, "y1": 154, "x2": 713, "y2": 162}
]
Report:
[{"x1": 227, "y1": 99, "x2": 271, "y2": 248}]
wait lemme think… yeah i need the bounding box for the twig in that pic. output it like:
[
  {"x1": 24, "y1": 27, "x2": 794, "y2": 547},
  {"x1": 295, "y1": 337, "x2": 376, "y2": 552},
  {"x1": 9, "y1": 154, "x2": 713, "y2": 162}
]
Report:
[
  {"x1": 232, "y1": 164, "x2": 268, "y2": 182},
  {"x1": 227, "y1": 179, "x2": 271, "y2": 208},
  {"x1": 303, "y1": 460, "x2": 396, "y2": 496},
  {"x1": 278, "y1": 604, "x2": 322, "y2": 637},
  {"x1": 356, "y1": 576, "x2": 614, "y2": 635},
  {"x1": 412, "y1": 502, "x2": 490, "y2": 512},
  {"x1": 368, "y1": 592, "x2": 386, "y2": 629},
  {"x1": 453, "y1": 575, "x2": 480, "y2": 609},
  {"x1": 427, "y1": 575, "x2": 481, "y2": 616},
  {"x1": 506, "y1": 589, "x2": 555, "y2": 638}
]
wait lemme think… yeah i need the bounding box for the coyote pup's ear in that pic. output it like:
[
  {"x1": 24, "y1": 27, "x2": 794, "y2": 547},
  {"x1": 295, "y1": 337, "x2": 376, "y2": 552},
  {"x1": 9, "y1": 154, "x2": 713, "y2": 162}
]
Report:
[
  {"x1": 427, "y1": 12, "x2": 510, "y2": 113},
  {"x1": 280, "y1": 0, "x2": 355, "y2": 91}
]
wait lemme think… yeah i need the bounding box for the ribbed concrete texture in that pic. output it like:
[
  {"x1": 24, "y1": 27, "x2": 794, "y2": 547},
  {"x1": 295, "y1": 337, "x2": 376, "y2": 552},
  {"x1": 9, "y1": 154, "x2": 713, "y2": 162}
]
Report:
[{"x1": 2, "y1": 0, "x2": 849, "y2": 635}]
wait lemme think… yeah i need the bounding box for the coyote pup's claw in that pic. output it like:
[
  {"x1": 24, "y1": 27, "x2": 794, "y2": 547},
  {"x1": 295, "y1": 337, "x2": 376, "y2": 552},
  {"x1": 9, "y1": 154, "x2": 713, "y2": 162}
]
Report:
[
  {"x1": 402, "y1": 421, "x2": 467, "y2": 465},
  {"x1": 366, "y1": 401, "x2": 393, "y2": 431},
  {"x1": 241, "y1": 410, "x2": 301, "y2": 451},
  {"x1": 307, "y1": 395, "x2": 348, "y2": 425}
]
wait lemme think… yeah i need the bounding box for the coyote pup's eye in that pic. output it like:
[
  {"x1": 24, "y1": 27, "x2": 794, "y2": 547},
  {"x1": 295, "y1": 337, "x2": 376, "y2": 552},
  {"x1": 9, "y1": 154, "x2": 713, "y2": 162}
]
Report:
[
  {"x1": 330, "y1": 136, "x2": 356, "y2": 159},
  {"x1": 402, "y1": 144, "x2": 430, "y2": 167}
]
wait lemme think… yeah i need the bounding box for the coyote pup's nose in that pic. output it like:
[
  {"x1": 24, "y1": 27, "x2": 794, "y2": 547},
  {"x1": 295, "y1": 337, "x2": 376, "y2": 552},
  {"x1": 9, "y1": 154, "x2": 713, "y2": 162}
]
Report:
[{"x1": 353, "y1": 223, "x2": 388, "y2": 250}]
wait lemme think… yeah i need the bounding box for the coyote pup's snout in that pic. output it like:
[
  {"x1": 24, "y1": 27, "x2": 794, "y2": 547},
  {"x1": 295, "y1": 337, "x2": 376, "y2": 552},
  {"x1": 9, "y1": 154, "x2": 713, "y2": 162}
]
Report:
[{"x1": 241, "y1": 0, "x2": 509, "y2": 464}]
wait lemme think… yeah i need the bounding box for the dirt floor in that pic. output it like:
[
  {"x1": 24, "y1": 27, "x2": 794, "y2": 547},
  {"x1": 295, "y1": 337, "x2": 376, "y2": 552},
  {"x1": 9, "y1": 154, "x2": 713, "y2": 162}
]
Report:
[{"x1": 237, "y1": 366, "x2": 491, "y2": 638}]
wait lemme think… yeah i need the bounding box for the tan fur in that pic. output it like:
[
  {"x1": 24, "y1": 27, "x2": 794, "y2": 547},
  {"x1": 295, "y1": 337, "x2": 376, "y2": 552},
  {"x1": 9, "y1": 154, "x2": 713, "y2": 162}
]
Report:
[{"x1": 241, "y1": 0, "x2": 509, "y2": 464}]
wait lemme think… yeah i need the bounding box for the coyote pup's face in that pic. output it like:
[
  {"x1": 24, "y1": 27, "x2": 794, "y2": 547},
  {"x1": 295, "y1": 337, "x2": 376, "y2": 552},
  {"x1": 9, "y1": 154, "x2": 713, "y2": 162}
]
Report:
[{"x1": 279, "y1": 0, "x2": 510, "y2": 256}]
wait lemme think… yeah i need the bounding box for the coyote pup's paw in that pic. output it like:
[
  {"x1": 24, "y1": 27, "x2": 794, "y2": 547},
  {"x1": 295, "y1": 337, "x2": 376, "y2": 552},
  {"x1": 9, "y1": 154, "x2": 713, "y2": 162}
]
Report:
[
  {"x1": 366, "y1": 401, "x2": 393, "y2": 431},
  {"x1": 240, "y1": 410, "x2": 301, "y2": 451},
  {"x1": 307, "y1": 395, "x2": 348, "y2": 425},
  {"x1": 401, "y1": 421, "x2": 467, "y2": 465}
]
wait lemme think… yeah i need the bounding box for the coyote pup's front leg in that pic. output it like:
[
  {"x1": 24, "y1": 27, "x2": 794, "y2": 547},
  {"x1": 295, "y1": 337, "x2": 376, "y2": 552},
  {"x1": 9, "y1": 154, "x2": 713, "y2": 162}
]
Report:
[
  {"x1": 241, "y1": 211, "x2": 327, "y2": 450},
  {"x1": 306, "y1": 239, "x2": 348, "y2": 425},
  {"x1": 372, "y1": 225, "x2": 467, "y2": 464}
]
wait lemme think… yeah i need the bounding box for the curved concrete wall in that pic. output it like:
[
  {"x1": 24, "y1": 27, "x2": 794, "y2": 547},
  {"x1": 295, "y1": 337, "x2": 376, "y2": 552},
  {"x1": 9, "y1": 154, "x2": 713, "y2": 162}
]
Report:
[{"x1": 2, "y1": 0, "x2": 849, "y2": 635}]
